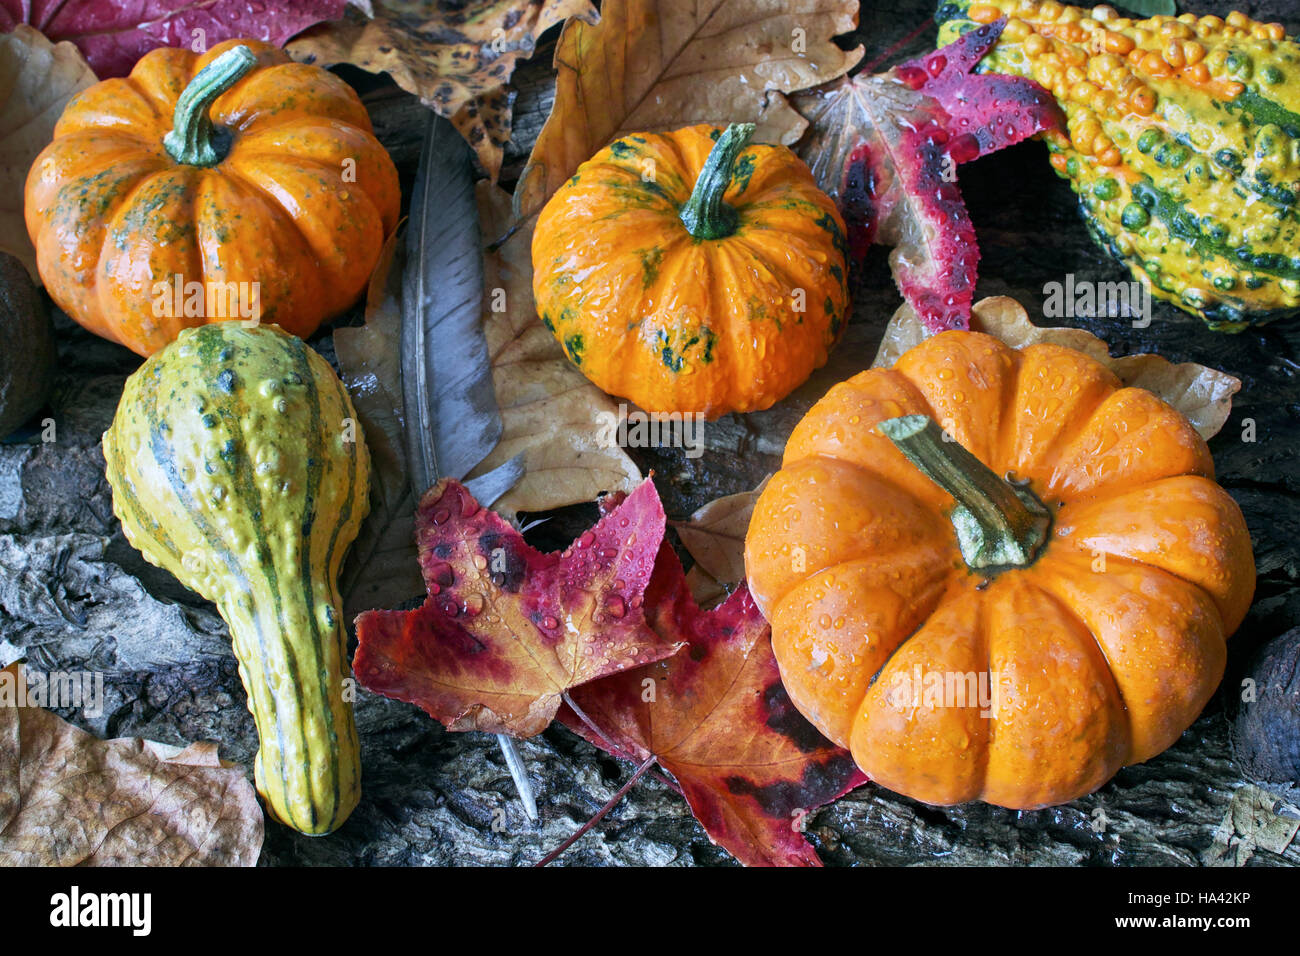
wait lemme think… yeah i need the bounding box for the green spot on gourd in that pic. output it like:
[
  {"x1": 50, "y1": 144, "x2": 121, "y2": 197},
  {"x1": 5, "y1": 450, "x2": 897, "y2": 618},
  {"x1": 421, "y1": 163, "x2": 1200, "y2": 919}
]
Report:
[
  {"x1": 1093, "y1": 178, "x2": 1120, "y2": 201},
  {"x1": 1121, "y1": 203, "x2": 1150, "y2": 229},
  {"x1": 564, "y1": 333, "x2": 585, "y2": 365}
]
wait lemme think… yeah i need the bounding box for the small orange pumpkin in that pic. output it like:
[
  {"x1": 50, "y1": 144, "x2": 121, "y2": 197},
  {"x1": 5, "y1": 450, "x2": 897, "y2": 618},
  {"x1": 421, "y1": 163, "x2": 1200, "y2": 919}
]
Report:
[
  {"x1": 744, "y1": 328, "x2": 1255, "y2": 809},
  {"x1": 531, "y1": 123, "x2": 850, "y2": 419},
  {"x1": 24, "y1": 39, "x2": 400, "y2": 356}
]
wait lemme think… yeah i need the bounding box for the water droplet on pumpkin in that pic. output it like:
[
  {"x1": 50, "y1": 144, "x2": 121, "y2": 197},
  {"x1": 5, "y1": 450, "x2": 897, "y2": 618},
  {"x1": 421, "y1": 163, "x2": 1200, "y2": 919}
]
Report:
[
  {"x1": 606, "y1": 595, "x2": 626, "y2": 618},
  {"x1": 473, "y1": 554, "x2": 488, "y2": 570}
]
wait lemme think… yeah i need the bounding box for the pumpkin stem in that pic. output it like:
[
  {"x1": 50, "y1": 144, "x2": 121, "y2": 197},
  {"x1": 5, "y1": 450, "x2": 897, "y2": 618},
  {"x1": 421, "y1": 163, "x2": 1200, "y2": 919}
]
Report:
[
  {"x1": 163, "y1": 45, "x2": 257, "y2": 167},
  {"x1": 679, "y1": 123, "x2": 755, "y2": 240},
  {"x1": 878, "y1": 414, "x2": 1052, "y2": 572}
]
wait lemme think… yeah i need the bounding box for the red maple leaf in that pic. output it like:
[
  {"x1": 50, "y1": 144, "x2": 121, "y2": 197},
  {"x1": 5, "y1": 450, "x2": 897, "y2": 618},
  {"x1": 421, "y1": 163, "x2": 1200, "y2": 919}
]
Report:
[
  {"x1": 561, "y1": 539, "x2": 866, "y2": 867},
  {"x1": 794, "y1": 19, "x2": 1063, "y2": 333},
  {"x1": 354, "y1": 478, "x2": 681, "y2": 737},
  {"x1": 1, "y1": 0, "x2": 344, "y2": 77}
]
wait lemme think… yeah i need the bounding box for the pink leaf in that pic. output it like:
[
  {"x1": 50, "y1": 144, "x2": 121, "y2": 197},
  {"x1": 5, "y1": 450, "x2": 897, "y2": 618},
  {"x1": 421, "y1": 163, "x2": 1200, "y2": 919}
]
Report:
[
  {"x1": 794, "y1": 19, "x2": 1063, "y2": 333},
  {"x1": 1, "y1": 0, "x2": 345, "y2": 77}
]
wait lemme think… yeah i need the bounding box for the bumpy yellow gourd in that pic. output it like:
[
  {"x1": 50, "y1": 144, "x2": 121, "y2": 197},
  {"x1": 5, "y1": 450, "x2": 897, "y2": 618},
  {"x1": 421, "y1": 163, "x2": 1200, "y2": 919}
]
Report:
[
  {"x1": 103, "y1": 322, "x2": 371, "y2": 834},
  {"x1": 939, "y1": 1, "x2": 1300, "y2": 329}
]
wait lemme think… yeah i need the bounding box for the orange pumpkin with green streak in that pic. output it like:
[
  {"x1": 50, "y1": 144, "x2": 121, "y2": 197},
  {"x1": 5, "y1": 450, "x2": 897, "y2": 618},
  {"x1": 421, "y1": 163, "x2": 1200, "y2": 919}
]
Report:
[
  {"x1": 24, "y1": 39, "x2": 400, "y2": 356},
  {"x1": 531, "y1": 123, "x2": 851, "y2": 419},
  {"x1": 744, "y1": 329, "x2": 1255, "y2": 809}
]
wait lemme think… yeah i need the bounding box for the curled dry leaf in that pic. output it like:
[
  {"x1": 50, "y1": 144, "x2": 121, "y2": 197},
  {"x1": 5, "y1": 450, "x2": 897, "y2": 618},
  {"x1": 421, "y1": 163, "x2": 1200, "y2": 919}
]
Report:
[
  {"x1": 670, "y1": 476, "x2": 771, "y2": 587},
  {"x1": 335, "y1": 230, "x2": 425, "y2": 618},
  {"x1": 792, "y1": 19, "x2": 1062, "y2": 332},
  {"x1": 513, "y1": 0, "x2": 863, "y2": 221},
  {"x1": 0, "y1": 697, "x2": 262, "y2": 866},
  {"x1": 1, "y1": 0, "x2": 344, "y2": 78},
  {"x1": 353, "y1": 478, "x2": 681, "y2": 737},
  {"x1": 0, "y1": 25, "x2": 95, "y2": 281},
  {"x1": 288, "y1": 0, "x2": 595, "y2": 180},
  {"x1": 874, "y1": 295, "x2": 1241, "y2": 440},
  {"x1": 561, "y1": 542, "x2": 866, "y2": 867},
  {"x1": 468, "y1": 183, "x2": 640, "y2": 518}
]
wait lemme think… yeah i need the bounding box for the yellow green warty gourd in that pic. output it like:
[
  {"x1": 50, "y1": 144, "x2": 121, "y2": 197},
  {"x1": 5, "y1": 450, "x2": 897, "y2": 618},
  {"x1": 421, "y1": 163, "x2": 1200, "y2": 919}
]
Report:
[
  {"x1": 103, "y1": 322, "x2": 370, "y2": 835},
  {"x1": 938, "y1": 1, "x2": 1300, "y2": 329}
]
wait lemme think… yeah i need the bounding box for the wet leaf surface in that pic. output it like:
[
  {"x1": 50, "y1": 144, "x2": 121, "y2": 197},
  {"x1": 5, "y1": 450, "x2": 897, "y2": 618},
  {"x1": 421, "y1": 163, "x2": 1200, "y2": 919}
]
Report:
[
  {"x1": 794, "y1": 19, "x2": 1062, "y2": 332},
  {"x1": 561, "y1": 540, "x2": 865, "y2": 866},
  {"x1": 1, "y1": 0, "x2": 343, "y2": 77},
  {"x1": 354, "y1": 478, "x2": 680, "y2": 736}
]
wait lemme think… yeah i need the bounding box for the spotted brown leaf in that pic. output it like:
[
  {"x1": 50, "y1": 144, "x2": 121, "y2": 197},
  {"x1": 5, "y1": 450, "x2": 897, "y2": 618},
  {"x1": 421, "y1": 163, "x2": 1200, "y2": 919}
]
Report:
[{"x1": 288, "y1": 0, "x2": 595, "y2": 180}]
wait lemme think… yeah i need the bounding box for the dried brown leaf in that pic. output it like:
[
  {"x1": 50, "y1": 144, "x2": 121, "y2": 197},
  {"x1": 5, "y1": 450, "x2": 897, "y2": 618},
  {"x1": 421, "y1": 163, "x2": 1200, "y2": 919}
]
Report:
[
  {"x1": 873, "y1": 296, "x2": 1241, "y2": 440},
  {"x1": 0, "y1": 696, "x2": 262, "y2": 866},
  {"x1": 513, "y1": 0, "x2": 863, "y2": 220},
  {"x1": 0, "y1": 26, "x2": 96, "y2": 282},
  {"x1": 670, "y1": 476, "x2": 770, "y2": 586},
  {"x1": 684, "y1": 564, "x2": 729, "y2": 609},
  {"x1": 468, "y1": 183, "x2": 640, "y2": 518},
  {"x1": 335, "y1": 230, "x2": 425, "y2": 617},
  {"x1": 288, "y1": 0, "x2": 595, "y2": 180}
]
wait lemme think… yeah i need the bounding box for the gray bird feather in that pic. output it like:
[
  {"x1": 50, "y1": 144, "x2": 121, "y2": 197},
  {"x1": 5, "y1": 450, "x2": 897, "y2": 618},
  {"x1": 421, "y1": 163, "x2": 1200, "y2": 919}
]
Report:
[
  {"x1": 402, "y1": 111, "x2": 521, "y2": 500},
  {"x1": 401, "y1": 110, "x2": 529, "y2": 815}
]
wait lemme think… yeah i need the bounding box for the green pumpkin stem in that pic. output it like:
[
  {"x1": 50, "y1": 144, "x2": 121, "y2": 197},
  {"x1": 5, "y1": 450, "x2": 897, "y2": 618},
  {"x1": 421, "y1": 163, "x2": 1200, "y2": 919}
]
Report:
[
  {"x1": 163, "y1": 45, "x2": 257, "y2": 167},
  {"x1": 878, "y1": 414, "x2": 1052, "y2": 572},
  {"x1": 679, "y1": 123, "x2": 755, "y2": 240}
]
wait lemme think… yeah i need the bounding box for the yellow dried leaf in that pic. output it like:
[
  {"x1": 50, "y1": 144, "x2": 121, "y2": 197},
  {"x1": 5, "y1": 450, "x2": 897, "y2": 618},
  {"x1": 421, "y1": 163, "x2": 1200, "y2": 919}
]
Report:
[
  {"x1": 469, "y1": 183, "x2": 640, "y2": 517},
  {"x1": 873, "y1": 296, "x2": 1240, "y2": 440},
  {"x1": 0, "y1": 26, "x2": 96, "y2": 282},
  {"x1": 670, "y1": 476, "x2": 771, "y2": 586},
  {"x1": 513, "y1": 0, "x2": 863, "y2": 220},
  {"x1": 0, "y1": 698, "x2": 262, "y2": 866}
]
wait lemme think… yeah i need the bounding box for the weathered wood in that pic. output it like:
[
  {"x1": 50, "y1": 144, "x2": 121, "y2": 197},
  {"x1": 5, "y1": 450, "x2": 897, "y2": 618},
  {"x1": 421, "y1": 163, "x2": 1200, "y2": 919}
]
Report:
[{"x1": 3, "y1": 1, "x2": 1299, "y2": 867}]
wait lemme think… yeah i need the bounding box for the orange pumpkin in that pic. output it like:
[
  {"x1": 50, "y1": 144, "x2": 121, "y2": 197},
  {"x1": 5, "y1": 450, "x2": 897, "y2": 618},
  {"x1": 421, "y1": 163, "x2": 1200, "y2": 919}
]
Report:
[
  {"x1": 744, "y1": 328, "x2": 1255, "y2": 809},
  {"x1": 24, "y1": 39, "x2": 400, "y2": 356},
  {"x1": 531, "y1": 123, "x2": 850, "y2": 419}
]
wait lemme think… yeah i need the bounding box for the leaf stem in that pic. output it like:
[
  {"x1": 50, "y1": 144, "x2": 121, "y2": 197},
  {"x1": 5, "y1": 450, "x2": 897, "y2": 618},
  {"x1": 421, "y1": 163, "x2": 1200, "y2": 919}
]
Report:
[
  {"x1": 562, "y1": 691, "x2": 681, "y2": 794},
  {"x1": 535, "y1": 755, "x2": 658, "y2": 867}
]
